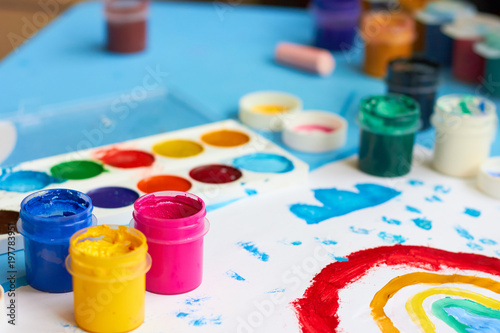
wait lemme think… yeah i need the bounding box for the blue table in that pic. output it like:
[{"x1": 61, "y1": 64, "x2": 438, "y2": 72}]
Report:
[{"x1": 1, "y1": 1, "x2": 499, "y2": 289}]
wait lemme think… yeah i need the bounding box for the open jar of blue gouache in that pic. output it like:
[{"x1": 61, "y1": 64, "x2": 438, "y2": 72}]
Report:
[{"x1": 17, "y1": 189, "x2": 96, "y2": 293}]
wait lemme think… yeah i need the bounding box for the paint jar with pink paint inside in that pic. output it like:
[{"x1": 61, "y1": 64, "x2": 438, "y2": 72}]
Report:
[
  {"x1": 105, "y1": 0, "x2": 149, "y2": 53},
  {"x1": 431, "y1": 95, "x2": 498, "y2": 178},
  {"x1": 131, "y1": 191, "x2": 209, "y2": 294}
]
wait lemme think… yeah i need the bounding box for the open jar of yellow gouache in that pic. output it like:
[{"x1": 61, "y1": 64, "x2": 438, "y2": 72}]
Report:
[{"x1": 66, "y1": 225, "x2": 151, "y2": 333}]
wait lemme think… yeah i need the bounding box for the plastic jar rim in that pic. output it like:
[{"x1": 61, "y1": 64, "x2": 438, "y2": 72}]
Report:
[{"x1": 133, "y1": 191, "x2": 207, "y2": 227}]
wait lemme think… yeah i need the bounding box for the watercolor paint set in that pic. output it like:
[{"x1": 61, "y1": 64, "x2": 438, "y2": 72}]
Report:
[{"x1": 0, "y1": 120, "x2": 309, "y2": 254}]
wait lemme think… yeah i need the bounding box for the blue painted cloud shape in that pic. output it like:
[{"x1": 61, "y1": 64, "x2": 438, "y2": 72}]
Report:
[{"x1": 290, "y1": 183, "x2": 401, "y2": 225}]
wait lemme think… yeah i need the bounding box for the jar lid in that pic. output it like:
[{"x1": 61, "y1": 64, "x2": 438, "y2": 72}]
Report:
[
  {"x1": 416, "y1": 1, "x2": 476, "y2": 25},
  {"x1": 361, "y1": 12, "x2": 416, "y2": 44},
  {"x1": 387, "y1": 57, "x2": 440, "y2": 88},
  {"x1": 358, "y1": 95, "x2": 421, "y2": 135},
  {"x1": 442, "y1": 13, "x2": 500, "y2": 40},
  {"x1": 478, "y1": 157, "x2": 500, "y2": 200},
  {"x1": 431, "y1": 94, "x2": 498, "y2": 132}
]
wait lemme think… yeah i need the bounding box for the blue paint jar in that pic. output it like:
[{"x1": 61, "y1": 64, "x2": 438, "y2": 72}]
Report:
[
  {"x1": 310, "y1": 0, "x2": 361, "y2": 51},
  {"x1": 416, "y1": 1, "x2": 476, "y2": 66},
  {"x1": 17, "y1": 189, "x2": 96, "y2": 293}
]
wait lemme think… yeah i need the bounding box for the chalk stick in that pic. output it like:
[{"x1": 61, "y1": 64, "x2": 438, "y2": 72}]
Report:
[{"x1": 275, "y1": 42, "x2": 335, "y2": 76}]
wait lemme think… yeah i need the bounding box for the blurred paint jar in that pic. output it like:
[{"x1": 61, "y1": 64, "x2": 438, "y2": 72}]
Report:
[
  {"x1": 105, "y1": 0, "x2": 149, "y2": 53},
  {"x1": 362, "y1": 0, "x2": 399, "y2": 12},
  {"x1": 361, "y1": 12, "x2": 416, "y2": 78},
  {"x1": 310, "y1": 0, "x2": 361, "y2": 51},
  {"x1": 442, "y1": 14, "x2": 500, "y2": 83},
  {"x1": 67, "y1": 225, "x2": 151, "y2": 333},
  {"x1": 17, "y1": 189, "x2": 96, "y2": 293},
  {"x1": 358, "y1": 95, "x2": 421, "y2": 177},
  {"x1": 387, "y1": 57, "x2": 440, "y2": 131},
  {"x1": 415, "y1": 1, "x2": 476, "y2": 66},
  {"x1": 431, "y1": 95, "x2": 498, "y2": 178},
  {"x1": 474, "y1": 31, "x2": 500, "y2": 98},
  {"x1": 131, "y1": 191, "x2": 209, "y2": 294}
]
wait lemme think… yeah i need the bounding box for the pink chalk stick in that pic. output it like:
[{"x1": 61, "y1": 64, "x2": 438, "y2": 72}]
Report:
[{"x1": 275, "y1": 42, "x2": 335, "y2": 76}]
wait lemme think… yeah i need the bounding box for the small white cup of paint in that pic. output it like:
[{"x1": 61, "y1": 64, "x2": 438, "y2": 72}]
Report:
[
  {"x1": 431, "y1": 94, "x2": 497, "y2": 178},
  {"x1": 478, "y1": 157, "x2": 500, "y2": 199},
  {"x1": 239, "y1": 91, "x2": 302, "y2": 132},
  {"x1": 282, "y1": 111, "x2": 348, "y2": 153}
]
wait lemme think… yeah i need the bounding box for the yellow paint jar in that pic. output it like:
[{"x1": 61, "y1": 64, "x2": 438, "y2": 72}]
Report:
[
  {"x1": 361, "y1": 12, "x2": 416, "y2": 78},
  {"x1": 66, "y1": 225, "x2": 151, "y2": 333}
]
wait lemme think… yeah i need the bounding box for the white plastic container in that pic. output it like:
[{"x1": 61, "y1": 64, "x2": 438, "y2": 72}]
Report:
[
  {"x1": 477, "y1": 157, "x2": 500, "y2": 200},
  {"x1": 431, "y1": 94, "x2": 497, "y2": 178},
  {"x1": 282, "y1": 111, "x2": 347, "y2": 153},
  {"x1": 239, "y1": 91, "x2": 302, "y2": 132},
  {"x1": 0, "y1": 121, "x2": 16, "y2": 164}
]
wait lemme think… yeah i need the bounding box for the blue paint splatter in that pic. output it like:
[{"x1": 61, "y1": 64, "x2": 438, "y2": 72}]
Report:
[
  {"x1": 444, "y1": 306, "x2": 500, "y2": 333},
  {"x1": 0, "y1": 170, "x2": 64, "y2": 193},
  {"x1": 185, "y1": 297, "x2": 209, "y2": 306},
  {"x1": 244, "y1": 189, "x2": 257, "y2": 196},
  {"x1": 467, "y1": 242, "x2": 484, "y2": 251},
  {"x1": 465, "y1": 208, "x2": 481, "y2": 217},
  {"x1": 268, "y1": 288, "x2": 285, "y2": 293},
  {"x1": 206, "y1": 198, "x2": 242, "y2": 212},
  {"x1": 290, "y1": 241, "x2": 302, "y2": 246},
  {"x1": 408, "y1": 180, "x2": 424, "y2": 186},
  {"x1": 382, "y1": 216, "x2": 401, "y2": 225},
  {"x1": 480, "y1": 239, "x2": 498, "y2": 246},
  {"x1": 233, "y1": 153, "x2": 294, "y2": 173},
  {"x1": 177, "y1": 312, "x2": 189, "y2": 318},
  {"x1": 226, "y1": 270, "x2": 245, "y2": 281},
  {"x1": 290, "y1": 184, "x2": 401, "y2": 225},
  {"x1": 412, "y1": 217, "x2": 432, "y2": 230},
  {"x1": 496, "y1": 250, "x2": 500, "y2": 257},
  {"x1": 315, "y1": 238, "x2": 337, "y2": 245},
  {"x1": 237, "y1": 242, "x2": 270, "y2": 262},
  {"x1": 189, "y1": 316, "x2": 222, "y2": 326},
  {"x1": 350, "y1": 226, "x2": 371, "y2": 234},
  {"x1": 426, "y1": 195, "x2": 443, "y2": 202},
  {"x1": 406, "y1": 206, "x2": 422, "y2": 214},
  {"x1": 434, "y1": 185, "x2": 451, "y2": 194},
  {"x1": 329, "y1": 254, "x2": 349, "y2": 262},
  {"x1": 455, "y1": 226, "x2": 474, "y2": 240},
  {"x1": 489, "y1": 172, "x2": 500, "y2": 178},
  {"x1": 378, "y1": 232, "x2": 407, "y2": 244}
]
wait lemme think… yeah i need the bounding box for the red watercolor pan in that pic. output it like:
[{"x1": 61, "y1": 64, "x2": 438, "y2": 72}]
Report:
[
  {"x1": 189, "y1": 164, "x2": 243, "y2": 184},
  {"x1": 97, "y1": 148, "x2": 155, "y2": 169}
]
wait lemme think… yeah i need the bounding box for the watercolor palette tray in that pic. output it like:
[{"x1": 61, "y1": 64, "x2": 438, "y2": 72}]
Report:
[{"x1": 0, "y1": 120, "x2": 309, "y2": 253}]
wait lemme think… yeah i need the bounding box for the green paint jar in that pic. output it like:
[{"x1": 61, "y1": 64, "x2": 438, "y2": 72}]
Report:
[
  {"x1": 474, "y1": 31, "x2": 500, "y2": 98},
  {"x1": 358, "y1": 95, "x2": 421, "y2": 177}
]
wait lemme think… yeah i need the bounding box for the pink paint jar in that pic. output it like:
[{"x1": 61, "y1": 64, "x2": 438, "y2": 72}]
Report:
[{"x1": 131, "y1": 191, "x2": 209, "y2": 294}]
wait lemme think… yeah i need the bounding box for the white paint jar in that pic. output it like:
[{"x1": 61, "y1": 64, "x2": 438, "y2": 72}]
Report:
[{"x1": 431, "y1": 94, "x2": 497, "y2": 178}]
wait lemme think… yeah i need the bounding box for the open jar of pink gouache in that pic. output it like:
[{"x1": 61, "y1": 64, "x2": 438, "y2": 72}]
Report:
[{"x1": 130, "y1": 191, "x2": 210, "y2": 294}]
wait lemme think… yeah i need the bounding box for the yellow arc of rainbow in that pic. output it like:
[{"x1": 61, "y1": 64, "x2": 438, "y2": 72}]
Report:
[{"x1": 370, "y1": 272, "x2": 500, "y2": 332}]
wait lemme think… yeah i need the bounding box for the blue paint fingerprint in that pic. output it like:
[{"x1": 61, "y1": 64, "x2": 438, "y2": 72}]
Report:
[
  {"x1": 465, "y1": 208, "x2": 481, "y2": 217},
  {"x1": 268, "y1": 288, "x2": 285, "y2": 294},
  {"x1": 480, "y1": 239, "x2": 498, "y2": 246},
  {"x1": 315, "y1": 238, "x2": 337, "y2": 245},
  {"x1": 444, "y1": 306, "x2": 500, "y2": 332},
  {"x1": 434, "y1": 185, "x2": 451, "y2": 194},
  {"x1": 426, "y1": 195, "x2": 443, "y2": 202},
  {"x1": 455, "y1": 226, "x2": 474, "y2": 240},
  {"x1": 406, "y1": 205, "x2": 422, "y2": 214},
  {"x1": 0, "y1": 170, "x2": 64, "y2": 193},
  {"x1": 226, "y1": 270, "x2": 245, "y2": 281},
  {"x1": 329, "y1": 254, "x2": 349, "y2": 262},
  {"x1": 467, "y1": 242, "x2": 484, "y2": 251},
  {"x1": 378, "y1": 232, "x2": 407, "y2": 244},
  {"x1": 185, "y1": 297, "x2": 209, "y2": 306},
  {"x1": 245, "y1": 189, "x2": 257, "y2": 196},
  {"x1": 382, "y1": 216, "x2": 401, "y2": 225},
  {"x1": 290, "y1": 241, "x2": 302, "y2": 246},
  {"x1": 189, "y1": 316, "x2": 222, "y2": 326},
  {"x1": 412, "y1": 217, "x2": 432, "y2": 230},
  {"x1": 408, "y1": 180, "x2": 424, "y2": 186},
  {"x1": 290, "y1": 184, "x2": 401, "y2": 225},
  {"x1": 237, "y1": 242, "x2": 270, "y2": 262},
  {"x1": 177, "y1": 312, "x2": 189, "y2": 318},
  {"x1": 350, "y1": 226, "x2": 371, "y2": 234},
  {"x1": 233, "y1": 153, "x2": 294, "y2": 174}
]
